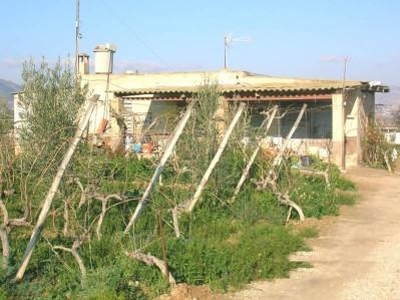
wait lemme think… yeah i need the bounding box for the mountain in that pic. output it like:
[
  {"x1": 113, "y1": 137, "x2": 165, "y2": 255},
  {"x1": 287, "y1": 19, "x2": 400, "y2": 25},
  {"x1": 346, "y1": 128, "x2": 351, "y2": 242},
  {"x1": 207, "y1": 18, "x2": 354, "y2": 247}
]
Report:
[{"x1": 0, "y1": 79, "x2": 21, "y2": 109}]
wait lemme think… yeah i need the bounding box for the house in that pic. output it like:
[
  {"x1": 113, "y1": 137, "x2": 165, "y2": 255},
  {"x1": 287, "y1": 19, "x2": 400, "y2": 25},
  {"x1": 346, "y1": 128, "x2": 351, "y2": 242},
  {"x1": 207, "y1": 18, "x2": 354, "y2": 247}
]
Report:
[{"x1": 16, "y1": 44, "x2": 390, "y2": 169}]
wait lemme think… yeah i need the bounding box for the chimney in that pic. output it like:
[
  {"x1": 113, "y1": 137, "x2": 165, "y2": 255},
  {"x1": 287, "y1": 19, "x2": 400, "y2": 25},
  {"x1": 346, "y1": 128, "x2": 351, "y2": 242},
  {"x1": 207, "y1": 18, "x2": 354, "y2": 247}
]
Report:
[
  {"x1": 78, "y1": 53, "x2": 90, "y2": 76},
  {"x1": 93, "y1": 43, "x2": 116, "y2": 74}
]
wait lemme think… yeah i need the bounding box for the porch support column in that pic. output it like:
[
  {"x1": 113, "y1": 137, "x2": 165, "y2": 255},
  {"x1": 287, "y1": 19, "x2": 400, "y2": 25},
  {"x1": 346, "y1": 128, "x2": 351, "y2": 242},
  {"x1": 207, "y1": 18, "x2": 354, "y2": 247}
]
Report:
[
  {"x1": 214, "y1": 96, "x2": 229, "y2": 139},
  {"x1": 332, "y1": 93, "x2": 345, "y2": 170},
  {"x1": 354, "y1": 93, "x2": 363, "y2": 165}
]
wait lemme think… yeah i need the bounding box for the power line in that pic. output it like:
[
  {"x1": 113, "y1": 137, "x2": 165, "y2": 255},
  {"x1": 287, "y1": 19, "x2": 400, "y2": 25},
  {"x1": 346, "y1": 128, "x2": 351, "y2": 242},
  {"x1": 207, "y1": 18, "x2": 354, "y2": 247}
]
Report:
[{"x1": 96, "y1": 0, "x2": 170, "y2": 68}]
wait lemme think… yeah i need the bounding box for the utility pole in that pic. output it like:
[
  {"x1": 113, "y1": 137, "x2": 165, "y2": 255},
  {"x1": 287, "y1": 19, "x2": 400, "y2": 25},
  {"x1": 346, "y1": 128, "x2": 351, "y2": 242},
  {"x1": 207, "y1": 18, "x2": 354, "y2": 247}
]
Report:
[
  {"x1": 75, "y1": 0, "x2": 80, "y2": 81},
  {"x1": 223, "y1": 33, "x2": 251, "y2": 69},
  {"x1": 340, "y1": 56, "x2": 348, "y2": 171}
]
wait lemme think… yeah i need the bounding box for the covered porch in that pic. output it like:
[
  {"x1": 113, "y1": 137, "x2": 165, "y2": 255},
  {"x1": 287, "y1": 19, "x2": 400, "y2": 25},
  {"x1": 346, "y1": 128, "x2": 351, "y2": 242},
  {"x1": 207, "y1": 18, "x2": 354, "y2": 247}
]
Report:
[{"x1": 112, "y1": 81, "x2": 382, "y2": 168}]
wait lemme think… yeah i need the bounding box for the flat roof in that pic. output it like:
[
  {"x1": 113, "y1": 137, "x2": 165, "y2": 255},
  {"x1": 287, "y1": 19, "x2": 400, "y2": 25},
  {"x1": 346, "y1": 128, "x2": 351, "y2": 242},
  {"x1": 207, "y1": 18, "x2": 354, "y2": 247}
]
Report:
[{"x1": 82, "y1": 69, "x2": 389, "y2": 100}]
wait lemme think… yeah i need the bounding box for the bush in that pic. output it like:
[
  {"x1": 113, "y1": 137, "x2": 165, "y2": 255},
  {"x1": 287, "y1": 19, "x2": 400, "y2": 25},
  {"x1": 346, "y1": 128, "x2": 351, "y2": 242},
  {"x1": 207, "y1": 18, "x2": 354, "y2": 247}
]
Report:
[
  {"x1": 288, "y1": 159, "x2": 356, "y2": 218},
  {"x1": 362, "y1": 121, "x2": 396, "y2": 170},
  {"x1": 167, "y1": 223, "x2": 310, "y2": 291}
]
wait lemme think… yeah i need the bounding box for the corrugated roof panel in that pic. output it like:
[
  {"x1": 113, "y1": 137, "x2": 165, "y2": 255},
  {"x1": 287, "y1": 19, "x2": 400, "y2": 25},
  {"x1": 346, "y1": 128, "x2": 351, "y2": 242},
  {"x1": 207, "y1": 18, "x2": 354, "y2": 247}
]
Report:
[{"x1": 112, "y1": 80, "x2": 365, "y2": 96}]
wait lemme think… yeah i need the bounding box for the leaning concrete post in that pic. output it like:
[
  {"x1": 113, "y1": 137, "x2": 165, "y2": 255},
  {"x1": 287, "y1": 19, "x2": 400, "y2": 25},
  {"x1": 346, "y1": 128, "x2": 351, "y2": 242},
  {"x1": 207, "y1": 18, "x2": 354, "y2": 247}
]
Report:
[
  {"x1": 231, "y1": 105, "x2": 278, "y2": 202},
  {"x1": 184, "y1": 102, "x2": 246, "y2": 213},
  {"x1": 124, "y1": 99, "x2": 197, "y2": 233}
]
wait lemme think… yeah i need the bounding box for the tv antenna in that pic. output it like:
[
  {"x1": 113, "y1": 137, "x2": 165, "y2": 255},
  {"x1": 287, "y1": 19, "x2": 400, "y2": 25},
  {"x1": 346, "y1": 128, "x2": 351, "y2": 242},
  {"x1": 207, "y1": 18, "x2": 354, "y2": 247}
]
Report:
[
  {"x1": 75, "y1": 0, "x2": 82, "y2": 81},
  {"x1": 223, "y1": 33, "x2": 251, "y2": 69}
]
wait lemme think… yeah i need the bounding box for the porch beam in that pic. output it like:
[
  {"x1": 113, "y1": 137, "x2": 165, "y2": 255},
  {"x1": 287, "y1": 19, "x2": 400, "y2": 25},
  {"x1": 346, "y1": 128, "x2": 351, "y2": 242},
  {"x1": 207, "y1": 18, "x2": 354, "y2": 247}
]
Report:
[
  {"x1": 225, "y1": 94, "x2": 332, "y2": 101},
  {"x1": 118, "y1": 94, "x2": 333, "y2": 102}
]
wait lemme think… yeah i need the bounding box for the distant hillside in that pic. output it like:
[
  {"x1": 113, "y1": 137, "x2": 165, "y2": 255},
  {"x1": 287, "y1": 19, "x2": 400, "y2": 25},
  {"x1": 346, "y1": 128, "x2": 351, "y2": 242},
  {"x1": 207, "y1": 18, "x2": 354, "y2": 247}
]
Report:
[
  {"x1": 376, "y1": 85, "x2": 400, "y2": 105},
  {"x1": 0, "y1": 79, "x2": 21, "y2": 108}
]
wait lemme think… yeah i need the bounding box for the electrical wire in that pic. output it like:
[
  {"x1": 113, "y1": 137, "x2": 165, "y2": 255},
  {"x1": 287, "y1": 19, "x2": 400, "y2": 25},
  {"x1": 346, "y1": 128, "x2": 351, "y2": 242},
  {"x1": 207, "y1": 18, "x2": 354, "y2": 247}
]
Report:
[{"x1": 95, "y1": 0, "x2": 170, "y2": 68}]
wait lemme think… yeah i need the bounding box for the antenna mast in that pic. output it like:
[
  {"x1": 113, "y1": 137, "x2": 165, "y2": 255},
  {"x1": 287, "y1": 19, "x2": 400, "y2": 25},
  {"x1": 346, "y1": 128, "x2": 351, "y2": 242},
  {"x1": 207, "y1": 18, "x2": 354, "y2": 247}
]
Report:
[
  {"x1": 223, "y1": 33, "x2": 251, "y2": 69},
  {"x1": 75, "y1": 0, "x2": 80, "y2": 80},
  {"x1": 342, "y1": 56, "x2": 348, "y2": 85}
]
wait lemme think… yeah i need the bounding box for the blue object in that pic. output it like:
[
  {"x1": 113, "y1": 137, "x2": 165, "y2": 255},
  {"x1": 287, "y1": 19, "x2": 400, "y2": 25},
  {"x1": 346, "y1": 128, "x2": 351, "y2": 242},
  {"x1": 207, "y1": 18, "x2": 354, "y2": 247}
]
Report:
[{"x1": 133, "y1": 143, "x2": 142, "y2": 153}]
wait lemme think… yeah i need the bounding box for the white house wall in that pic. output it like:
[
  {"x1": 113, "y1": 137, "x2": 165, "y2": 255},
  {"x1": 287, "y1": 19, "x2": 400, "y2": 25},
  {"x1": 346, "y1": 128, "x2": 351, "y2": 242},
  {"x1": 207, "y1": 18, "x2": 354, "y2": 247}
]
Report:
[
  {"x1": 345, "y1": 91, "x2": 374, "y2": 166},
  {"x1": 13, "y1": 94, "x2": 23, "y2": 133},
  {"x1": 13, "y1": 93, "x2": 24, "y2": 153},
  {"x1": 81, "y1": 70, "x2": 253, "y2": 93},
  {"x1": 344, "y1": 91, "x2": 360, "y2": 138}
]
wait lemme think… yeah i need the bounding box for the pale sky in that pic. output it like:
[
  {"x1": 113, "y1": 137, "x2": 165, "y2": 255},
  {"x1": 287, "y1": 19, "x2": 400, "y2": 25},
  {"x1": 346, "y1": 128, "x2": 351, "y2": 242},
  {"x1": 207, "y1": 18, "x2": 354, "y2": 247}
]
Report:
[{"x1": 1, "y1": 0, "x2": 400, "y2": 90}]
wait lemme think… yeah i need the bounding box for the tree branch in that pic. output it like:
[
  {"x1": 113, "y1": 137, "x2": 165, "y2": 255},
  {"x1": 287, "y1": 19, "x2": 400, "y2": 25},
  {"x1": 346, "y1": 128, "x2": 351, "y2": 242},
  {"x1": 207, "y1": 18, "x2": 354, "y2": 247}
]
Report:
[
  {"x1": 126, "y1": 251, "x2": 176, "y2": 286},
  {"x1": 92, "y1": 193, "x2": 122, "y2": 240},
  {"x1": 0, "y1": 197, "x2": 30, "y2": 270},
  {"x1": 54, "y1": 238, "x2": 87, "y2": 282},
  {"x1": 0, "y1": 227, "x2": 9, "y2": 270},
  {"x1": 251, "y1": 105, "x2": 308, "y2": 221},
  {"x1": 73, "y1": 177, "x2": 87, "y2": 208},
  {"x1": 254, "y1": 174, "x2": 305, "y2": 221}
]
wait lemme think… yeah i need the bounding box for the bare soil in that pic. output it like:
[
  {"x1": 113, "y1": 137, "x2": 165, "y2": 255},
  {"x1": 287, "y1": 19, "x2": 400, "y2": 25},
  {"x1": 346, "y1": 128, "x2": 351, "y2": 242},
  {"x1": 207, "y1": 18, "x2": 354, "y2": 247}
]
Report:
[{"x1": 159, "y1": 165, "x2": 400, "y2": 300}]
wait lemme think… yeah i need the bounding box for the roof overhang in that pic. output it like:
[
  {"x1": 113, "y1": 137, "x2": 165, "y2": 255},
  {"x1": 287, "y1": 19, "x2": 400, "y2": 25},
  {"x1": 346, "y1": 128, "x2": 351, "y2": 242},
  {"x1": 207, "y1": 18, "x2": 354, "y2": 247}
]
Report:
[{"x1": 113, "y1": 78, "x2": 389, "y2": 101}]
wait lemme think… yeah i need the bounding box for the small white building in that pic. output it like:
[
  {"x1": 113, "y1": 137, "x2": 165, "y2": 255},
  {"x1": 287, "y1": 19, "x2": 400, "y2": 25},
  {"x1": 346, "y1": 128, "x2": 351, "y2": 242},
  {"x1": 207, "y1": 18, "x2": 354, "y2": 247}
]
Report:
[{"x1": 15, "y1": 44, "x2": 389, "y2": 169}]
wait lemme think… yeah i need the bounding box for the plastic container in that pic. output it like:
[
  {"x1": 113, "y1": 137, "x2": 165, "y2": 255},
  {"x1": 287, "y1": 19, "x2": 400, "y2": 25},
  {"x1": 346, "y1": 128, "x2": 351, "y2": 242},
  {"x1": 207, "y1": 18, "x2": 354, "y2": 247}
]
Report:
[{"x1": 133, "y1": 143, "x2": 142, "y2": 153}]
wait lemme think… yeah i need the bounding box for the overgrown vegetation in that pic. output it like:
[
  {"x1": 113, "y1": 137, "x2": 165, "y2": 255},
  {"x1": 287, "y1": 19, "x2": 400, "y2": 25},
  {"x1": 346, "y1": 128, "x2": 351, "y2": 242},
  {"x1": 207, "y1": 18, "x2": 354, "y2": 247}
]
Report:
[
  {"x1": 0, "y1": 65, "x2": 357, "y2": 299},
  {"x1": 0, "y1": 97, "x2": 13, "y2": 136},
  {"x1": 18, "y1": 58, "x2": 87, "y2": 166},
  {"x1": 362, "y1": 120, "x2": 397, "y2": 171}
]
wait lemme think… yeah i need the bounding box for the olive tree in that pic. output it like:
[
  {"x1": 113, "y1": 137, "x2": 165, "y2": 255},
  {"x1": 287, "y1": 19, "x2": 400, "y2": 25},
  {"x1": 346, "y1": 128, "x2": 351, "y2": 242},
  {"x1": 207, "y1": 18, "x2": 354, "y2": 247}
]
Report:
[
  {"x1": 0, "y1": 97, "x2": 13, "y2": 136},
  {"x1": 18, "y1": 59, "x2": 86, "y2": 160},
  {"x1": 10, "y1": 59, "x2": 88, "y2": 248}
]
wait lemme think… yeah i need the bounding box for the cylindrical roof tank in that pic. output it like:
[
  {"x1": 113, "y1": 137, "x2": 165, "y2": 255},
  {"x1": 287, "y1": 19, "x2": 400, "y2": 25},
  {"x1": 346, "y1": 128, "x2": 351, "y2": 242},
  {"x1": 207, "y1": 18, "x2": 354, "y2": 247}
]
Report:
[{"x1": 93, "y1": 43, "x2": 116, "y2": 74}]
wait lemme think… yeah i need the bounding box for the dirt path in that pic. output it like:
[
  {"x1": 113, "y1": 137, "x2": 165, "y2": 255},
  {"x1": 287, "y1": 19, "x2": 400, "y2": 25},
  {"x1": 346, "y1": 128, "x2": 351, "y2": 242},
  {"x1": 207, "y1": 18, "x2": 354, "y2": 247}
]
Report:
[{"x1": 221, "y1": 167, "x2": 400, "y2": 300}]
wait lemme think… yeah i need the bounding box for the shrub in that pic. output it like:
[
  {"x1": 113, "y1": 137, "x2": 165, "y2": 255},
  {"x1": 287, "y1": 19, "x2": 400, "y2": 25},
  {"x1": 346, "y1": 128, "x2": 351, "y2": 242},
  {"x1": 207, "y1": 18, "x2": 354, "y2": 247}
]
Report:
[{"x1": 362, "y1": 120, "x2": 396, "y2": 170}]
